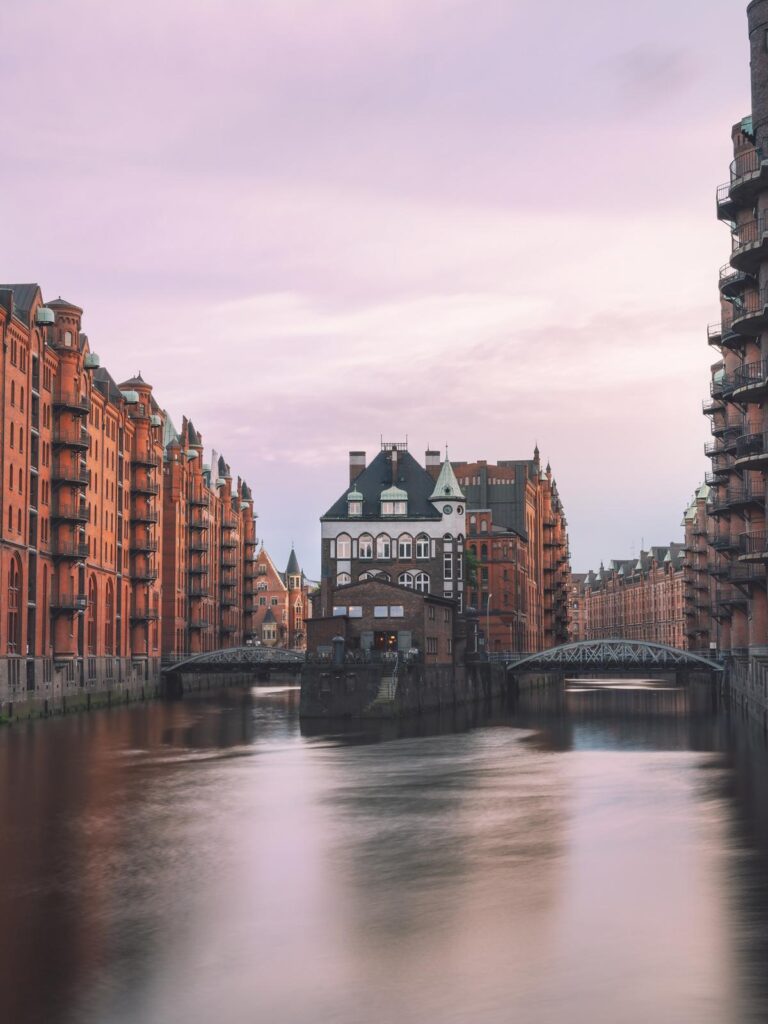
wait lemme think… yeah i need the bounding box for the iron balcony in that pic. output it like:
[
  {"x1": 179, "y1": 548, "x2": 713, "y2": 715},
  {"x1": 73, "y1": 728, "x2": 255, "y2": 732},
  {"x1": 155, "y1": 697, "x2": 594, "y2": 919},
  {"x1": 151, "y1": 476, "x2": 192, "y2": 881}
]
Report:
[
  {"x1": 132, "y1": 568, "x2": 159, "y2": 582},
  {"x1": 188, "y1": 538, "x2": 208, "y2": 552},
  {"x1": 717, "y1": 181, "x2": 737, "y2": 221},
  {"x1": 51, "y1": 499, "x2": 89, "y2": 522},
  {"x1": 50, "y1": 590, "x2": 87, "y2": 613},
  {"x1": 711, "y1": 535, "x2": 739, "y2": 552},
  {"x1": 221, "y1": 553, "x2": 237, "y2": 567},
  {"x1": 719, "y1": 263, "x2": 753, "y2": 298},
  {"x1": 188, "y1": 583, "x2": 207, "y2": 596},
  {"x1": 731, "y1": 215, "x2": 768, "y2": 273},
  {"x1": 52, "y1": 461, "x2": 88, "y2": 486},
  {"x1": 738, "y1": 533, "x2": 768, "y2": 562},
  {"x1": 130, "y1": 539, "x2": 158, "y2": 554},
  {"x1": 189, "y1": 495, "x2": 208, "y2": 507},
  {"x1": 50, "y1": 538, "x2": 90, "y2": 560},
  {"x1": 130, "y1": 508, "x2": 159, "y2": 524},
  {"x1": 734, "y1": 431, "x2": 768, "y2": 470},
  {"x1": 731, "y1": 360, "x2": 768, "y2": 402},
  {"x1": 730, "y1": 288, "x2": 768, "y2": 335},
  {"x1": 728, "y1": 562, "x2": 765, "y2": 586},
  {"x1": 130, "y1": 607, "x2": 160, "y2": 622},
  {"x1": 221, "y1": 536, "x2": 238, "y2": 549},
  {"x1": 189, "y1": 513, "x2": 209, "y2": 529},
  {"x1": 728, "y1": 148, "x2": 768, "y2": 206},
  {"x1": 221, "y1": 595, "x2": 237, "y2": 608},
  {"x1": 132, "y1": 451, "x2": 160, "y2": 468},
  {"x1": 132, "y1": 479, "x2": 160, "y2": 496},
  {"x1": 189, "y1": 563, "x2": 209, "y2": 576},
  {"x1": 53, "y1": 389, "x2": 91, "y2": 415},
  {"x1": 52, "y1": 426, "x2": 90, "y2": 450},
  {"x1": 189, "y1": 617, "x2": 206, "y2": 629}
]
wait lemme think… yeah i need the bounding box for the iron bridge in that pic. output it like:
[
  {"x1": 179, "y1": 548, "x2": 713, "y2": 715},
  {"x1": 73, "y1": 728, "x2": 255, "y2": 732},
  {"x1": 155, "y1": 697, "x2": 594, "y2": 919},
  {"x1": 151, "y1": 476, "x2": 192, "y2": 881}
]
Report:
[
  {"x1": 503, "y1": 639, "x2": 723, "y2": 673},
  {"x1": 162, "y1": 645, "x2": 304, "y2": 675}
]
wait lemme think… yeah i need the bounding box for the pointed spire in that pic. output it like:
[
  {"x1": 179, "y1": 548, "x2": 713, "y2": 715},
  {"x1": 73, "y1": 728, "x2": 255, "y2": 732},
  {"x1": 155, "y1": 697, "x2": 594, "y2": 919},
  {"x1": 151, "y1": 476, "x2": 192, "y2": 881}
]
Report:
[{"x1": 430, "y1": 459, "x2": 465, "y2": 501}]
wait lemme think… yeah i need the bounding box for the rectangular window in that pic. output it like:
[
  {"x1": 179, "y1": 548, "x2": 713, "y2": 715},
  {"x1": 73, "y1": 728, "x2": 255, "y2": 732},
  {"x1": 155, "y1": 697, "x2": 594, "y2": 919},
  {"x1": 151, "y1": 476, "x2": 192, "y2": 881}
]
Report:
[
  {"x1": 443, "y1": 553, "x2": 452, "y2": 581},
  {"x1": 389, "y1": 606, "x2": 404, "y2": 618},
  {"x1": 374, "y1": 606, "x2": 388, "y2": 618},
  {"x1": 447, "y1": 638, "x2": 453, "y2": 655},
  {"x1": 348, "y1": 606, "x2": 363, "y2": 618},
  {"x1": 428, "y1": 606, "x2": 435, "y2": 621},
  {"x1": 332, "y1": 606, "x2": 347, "y2": 617},
  {"x1": 426, "y1": 637, "x2": 437, "y2": 655}
]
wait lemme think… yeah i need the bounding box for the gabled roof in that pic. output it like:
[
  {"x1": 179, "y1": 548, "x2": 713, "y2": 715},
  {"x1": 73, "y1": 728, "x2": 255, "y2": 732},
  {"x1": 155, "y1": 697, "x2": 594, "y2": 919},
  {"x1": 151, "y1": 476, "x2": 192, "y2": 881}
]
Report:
[
  {"x1": 323, "y1": 448, "x2": 441, "y2": 521},
  {"x1": 0, "y1": 283, "x2": 42, "y2": 324},
  {"x1": 263, "y1": 608, "x2": 276, "y2": 624},
  {"x1": 430, "y1": 459, "x2": 465, "y2": 501},
  {"x1": 120, "y1": 372, "x2": 146, "y2": 387}
]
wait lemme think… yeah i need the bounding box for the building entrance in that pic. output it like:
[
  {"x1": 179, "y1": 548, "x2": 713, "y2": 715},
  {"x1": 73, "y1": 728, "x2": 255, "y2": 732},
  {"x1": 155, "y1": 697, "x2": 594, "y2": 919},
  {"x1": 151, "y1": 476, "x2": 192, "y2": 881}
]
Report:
[{"x1": 373, "y1": 631, "x2": 398, "y2": 652}]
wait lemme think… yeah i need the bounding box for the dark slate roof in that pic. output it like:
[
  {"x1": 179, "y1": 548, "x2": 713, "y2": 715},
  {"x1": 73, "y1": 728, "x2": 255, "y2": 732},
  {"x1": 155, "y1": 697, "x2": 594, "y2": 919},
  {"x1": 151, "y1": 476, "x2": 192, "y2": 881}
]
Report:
[
  {"x1": 241, "y1": 481, "x2": 252, "y2": 501},
  {"x1": 286, "y1": 547, "x2": 300, "y2": 575},
  {"x1": 218, "y1": 455, "x2": 230, "y2": 478},
  {"x1": 0, "y1": 283, "x2": 42, "y2": 324},
  {"x1": 92, "y1": 366, "x2": 125, "y2": 405},
  {"x1": 187, "y1": 420, "x2": 200, "y2": 446},
  {"x1": 120, "y1": 372, "x2": 146, "y2": 387},
  {"x1": 323, "y1": 448, "x2": 440, "y2": 520},
  {"x1": 263, "y1": 608, "x2": 276, "y2": 624}
]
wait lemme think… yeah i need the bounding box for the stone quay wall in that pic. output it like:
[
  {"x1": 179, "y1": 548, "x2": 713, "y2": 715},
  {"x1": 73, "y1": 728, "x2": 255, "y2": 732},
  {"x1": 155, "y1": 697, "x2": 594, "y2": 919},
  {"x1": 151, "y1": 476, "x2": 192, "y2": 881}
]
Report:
[
  {"x1": 723, "y1": 657, "x2": 768, "y2": 728},
  {"x1": 0, "y1": 656, "x2": 161, "y2": 721},
  {"x1": 300, "y1": 660, "x2": 560, "y2": 719}
]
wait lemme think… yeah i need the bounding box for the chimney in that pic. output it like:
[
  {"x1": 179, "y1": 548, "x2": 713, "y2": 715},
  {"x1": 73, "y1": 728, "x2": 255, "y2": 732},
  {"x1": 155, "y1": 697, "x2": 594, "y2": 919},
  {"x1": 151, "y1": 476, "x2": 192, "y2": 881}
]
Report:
[
  {"x1": 425, "y1": 450, "x2": 441, "y2": 481},
  {"x1": 349, "y1": 451, "x2": 366, "y2": 485}
]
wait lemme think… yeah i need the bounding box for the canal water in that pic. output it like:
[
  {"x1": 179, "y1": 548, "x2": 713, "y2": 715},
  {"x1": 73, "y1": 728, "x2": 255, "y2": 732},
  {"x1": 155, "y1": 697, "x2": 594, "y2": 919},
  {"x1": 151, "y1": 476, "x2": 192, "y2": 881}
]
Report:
[{"x1": 3, "y1": 680, "x2": 768, "y2": 1024}]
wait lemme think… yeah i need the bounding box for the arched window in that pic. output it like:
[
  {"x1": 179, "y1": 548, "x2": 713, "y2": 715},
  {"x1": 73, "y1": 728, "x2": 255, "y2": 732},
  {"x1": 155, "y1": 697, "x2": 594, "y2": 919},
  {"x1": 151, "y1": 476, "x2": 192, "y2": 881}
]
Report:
[
  {"x1": 336, "y1": 533, "x2": 351, "y2": 559},
  {"x1": 359, "y1": 534, "x2": 373, "y2": 559},
  {"x1": 416, "y1": 535, "x2": 430, "y2": 559},
  {"x1": 376, "y1": 534, "x2": 391, "y2": 559},
  {"x1": 7, "y1": 557, "x2": 22, "y2": 654},
  {"x1": 105, "y1": 580, "x2": 114, "y2": 655},
  {"x1": 359, "y1": 570, "x2": 390, "y2": 582},
  {"x1": 87, "y1": 576, "x2": 97, "y2": 655},
  {"x1": 336, "y1": 572, "x2": 351, "y2": 585},
  {"x1": 398, "y1": 572, "x2": 414, "y2": 589},
  {"x1": 480, "y1": 520, "x2": 488, "y2": 532},
  {"x1": 398, "y1": 534, "x2": 412, "y2": 559},
  {"x1": 415, "y1": 572, "x2": 430, "y2": 593}
]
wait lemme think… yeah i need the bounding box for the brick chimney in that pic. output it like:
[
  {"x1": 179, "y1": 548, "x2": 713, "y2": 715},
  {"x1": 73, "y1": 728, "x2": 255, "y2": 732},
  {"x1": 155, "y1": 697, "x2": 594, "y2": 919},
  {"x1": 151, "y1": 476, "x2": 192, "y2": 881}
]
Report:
[
  {"x1": 349, "y1": 451, "x2": 366, "y2": 485},
  {"x1": 425, "y1": 450, "x2": 441, "y2": 481}
]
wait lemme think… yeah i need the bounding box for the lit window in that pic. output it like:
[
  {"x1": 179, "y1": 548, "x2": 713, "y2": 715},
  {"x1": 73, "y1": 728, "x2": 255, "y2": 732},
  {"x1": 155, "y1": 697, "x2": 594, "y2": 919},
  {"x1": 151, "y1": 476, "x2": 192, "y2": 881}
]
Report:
[
  {"x1": 332, "y1": 606, "x2": 347, "y2": 617},
  {"x1": 348, "y1": 606, "x2": 363, "y2": 618}
]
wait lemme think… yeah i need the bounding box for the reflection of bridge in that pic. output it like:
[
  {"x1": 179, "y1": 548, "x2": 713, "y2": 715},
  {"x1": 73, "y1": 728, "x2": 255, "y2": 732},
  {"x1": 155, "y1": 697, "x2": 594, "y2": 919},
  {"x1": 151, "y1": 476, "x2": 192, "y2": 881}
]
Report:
[{"x1": 501, "y1": 639, "x2": 723, "y2": 674}]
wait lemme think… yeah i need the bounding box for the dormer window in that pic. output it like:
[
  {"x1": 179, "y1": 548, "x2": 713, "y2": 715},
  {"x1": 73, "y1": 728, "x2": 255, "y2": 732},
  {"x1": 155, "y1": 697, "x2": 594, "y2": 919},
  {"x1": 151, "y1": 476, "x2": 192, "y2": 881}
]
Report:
[
  {"x1": 347, "y1": 488, "x2": 363, "y2": 517},
  {"x1": 380, "y1": 485, "x2": 408, "y2": 516}
]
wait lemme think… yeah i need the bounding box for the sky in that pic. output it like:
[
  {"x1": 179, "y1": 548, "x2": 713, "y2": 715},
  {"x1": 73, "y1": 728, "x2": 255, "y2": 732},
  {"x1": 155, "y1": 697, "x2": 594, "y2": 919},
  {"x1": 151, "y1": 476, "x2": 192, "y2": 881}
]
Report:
[{"x1": 0, "y1": 0, "x2": 752, "y2": 576}]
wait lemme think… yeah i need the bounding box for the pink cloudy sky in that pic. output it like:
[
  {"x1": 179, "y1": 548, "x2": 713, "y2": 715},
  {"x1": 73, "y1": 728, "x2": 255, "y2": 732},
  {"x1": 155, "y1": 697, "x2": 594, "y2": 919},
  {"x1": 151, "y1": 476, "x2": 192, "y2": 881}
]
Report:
[{"x1": 1, "y1": 0, "x2": 751, "y2": 575}]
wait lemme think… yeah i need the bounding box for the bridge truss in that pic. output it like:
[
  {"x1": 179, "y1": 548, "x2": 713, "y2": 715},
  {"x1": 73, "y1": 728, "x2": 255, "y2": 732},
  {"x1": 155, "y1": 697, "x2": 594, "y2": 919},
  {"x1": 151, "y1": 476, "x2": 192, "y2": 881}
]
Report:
[
  {"x1": 505, "y1": 639, "x2": 723, "y2": 672},
  {"x1": 162, "y1": 645, "x2": 304, "y2": 674}
]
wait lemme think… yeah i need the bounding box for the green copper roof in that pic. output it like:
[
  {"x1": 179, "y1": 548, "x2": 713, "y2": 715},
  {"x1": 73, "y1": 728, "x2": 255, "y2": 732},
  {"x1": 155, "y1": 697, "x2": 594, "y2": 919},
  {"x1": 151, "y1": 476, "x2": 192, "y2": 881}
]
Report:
[
  {"x1": 381, "y1": 485, "x2": 408, "y2": 501},
  {"x1": 430, "y1": 460, "x2": 464, "y2": 501}
]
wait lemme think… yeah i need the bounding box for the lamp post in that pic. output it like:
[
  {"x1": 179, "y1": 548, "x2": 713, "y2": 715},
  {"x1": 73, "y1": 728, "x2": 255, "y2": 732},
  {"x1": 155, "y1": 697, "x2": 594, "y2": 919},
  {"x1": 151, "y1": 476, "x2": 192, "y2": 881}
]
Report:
[{"x1": 486, "y1": 592, "x2": 492, "y2": 655}]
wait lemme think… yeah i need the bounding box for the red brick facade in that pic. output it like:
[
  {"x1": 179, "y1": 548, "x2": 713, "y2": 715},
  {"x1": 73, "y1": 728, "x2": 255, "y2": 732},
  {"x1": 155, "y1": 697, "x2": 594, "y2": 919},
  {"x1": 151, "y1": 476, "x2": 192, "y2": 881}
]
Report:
[{"x1": 248, "y1": 545, "x2": 313, "y2": 649}]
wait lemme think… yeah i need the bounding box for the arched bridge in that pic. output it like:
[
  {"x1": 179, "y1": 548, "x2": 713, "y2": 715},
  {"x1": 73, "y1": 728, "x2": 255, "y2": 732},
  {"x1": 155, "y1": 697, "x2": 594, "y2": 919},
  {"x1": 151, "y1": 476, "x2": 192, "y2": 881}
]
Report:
[
  {"x1": 162, "y1": 645, "x2": 304, "y2": 676},
  {"x1": 504, "y1": 639, "x2": 723, "y2": 673}
]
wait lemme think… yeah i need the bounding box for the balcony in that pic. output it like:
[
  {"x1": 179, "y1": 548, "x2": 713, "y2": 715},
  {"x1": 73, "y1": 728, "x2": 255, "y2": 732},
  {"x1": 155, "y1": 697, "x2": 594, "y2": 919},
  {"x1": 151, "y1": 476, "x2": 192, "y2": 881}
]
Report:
[
  {"x1": 221, "y1": 536, "x2": 238, "y2": 549},
  {"x1": 132, "y1": 568, "x2": 159, "y2": 582},
  {"x1": 719, "y1": 263, "x2": 754, "y2": 298},
  {"x1": 189, "y1": 617, "x2": 206, "y2": 630},
  {"x1": 221, "y1": 553, "x2": 237, "y2": 567},
  {"x1": 221, "y1": 595, "x2": 237, "y2": 608},
  {"x1": 51, "y1": 499, "x2": 89, "y2": 523},
  {"x1": 50, "y1": 589, "x2": 87, "y2": 613},
  {"x1": 222, "y1": 515, "x2": 238, "y2": 530},
  {"x1": 52, "y1": 426, "x2": 90, "y2": 451},
  {"x1": 188, "y1": 583, "x2": 207, "y2": 597},
  {"x1": 735, "y1": 431, "x2": 768, "y2": 470},
  {"x1": 189, "y1": 495, "x2": 208, "y2": 507},
  {"x1": 729, "y1": 148, "x2": 768, "y2": 206},
  {"x1": 189, "y1": 539, "x2": 207, "y2": 553},
  {"x1": 53, "y1": 389, "x2": 91, "y2": 415},
  {"x1": 710, "y1": 415, "x2": 745, "y2": 438},
  {"x1": 715, "y1": 586, "x2": 749, "y2": 609},
  {"x1": 130, "y1": 508, "x2": 159, "y2": 524},
  {"x1": 130, "y1": 539, "x2": 158, "y2": 554},
  {"x1": 732, "y1": 214, "x2": 768, "y2": 273},
  {"x1": 731, "y1": 287, "x2": 768, "y2": 335},
  {"x1": 738, "y1": 533, "x2": 768, "y2": 562},
  {"x1": 132, "y1": 478, "x2": 159, "y2": 496},
  {"x1": 132, "y1": 451, "x2": 160, "y2": 468},
  {"x1": 189, "y1": 512, "x2": 209, "y2": 530},
  {"x1": 245, "y1": 566, "x2": 260, "y2": 580},
  {"x1": 717, "y1": 181, "x2": 737, "y2": 222},
  {"x1": 731, "y1": 360, "x2": 768, "y2": 402},
  {"x1": 50, "y1": 538, "x2": 89, "y2": 560},
  {"x1": 189, "y1": 564, "x2": 208, "y2": 576},
  {"x1": 221, "y1": 622, "x2": 238, "y2": 634},
  {"x1": 52, "y1": 461, "x2": 88, "y2": 486},
  {"x1": 130, "y1": 607, "x2": 160, "y2": 622},
  {"x1": 711, "y1": 534, "x2": 739, "y2": 553},
  {"x1": 729, "y1": 562, "x2": 766, "y2": 586},
  {"x1": 220, "y1": 576, "x2": 237, "y2": 589},
  {"x1": 702, "y1": 397, "x2": 722, "y2": 416}
]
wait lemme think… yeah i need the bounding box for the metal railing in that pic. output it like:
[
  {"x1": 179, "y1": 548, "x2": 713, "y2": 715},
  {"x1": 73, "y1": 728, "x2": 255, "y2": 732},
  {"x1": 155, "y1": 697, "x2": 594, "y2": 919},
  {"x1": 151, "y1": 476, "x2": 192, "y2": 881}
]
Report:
[
  {"x1": 52, "y1": 426, "x2": 90, "y2": 449},
  {"x1": 53, "y1": 389, "x2": 91, "y2": 413},
  {"x1": 730, "y1": 148, "x2": 762, "y2": 182},
  {"x1": 739, "y1": 533, "x2": 768, "y2": 557},
  {"x1": 51, "y1": 499, "x2": 89, "y2": 522},
  {"x1": 735, "y1": 431, "x2": 768, "y2": 461}
]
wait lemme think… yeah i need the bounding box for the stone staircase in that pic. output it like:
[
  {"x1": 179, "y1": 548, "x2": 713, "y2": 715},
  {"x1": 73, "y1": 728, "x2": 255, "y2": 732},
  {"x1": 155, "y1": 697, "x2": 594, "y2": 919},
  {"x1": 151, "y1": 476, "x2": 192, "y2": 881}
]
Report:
[{"x1": 365, "y1": 658, "x2": 399, "y2": 712}]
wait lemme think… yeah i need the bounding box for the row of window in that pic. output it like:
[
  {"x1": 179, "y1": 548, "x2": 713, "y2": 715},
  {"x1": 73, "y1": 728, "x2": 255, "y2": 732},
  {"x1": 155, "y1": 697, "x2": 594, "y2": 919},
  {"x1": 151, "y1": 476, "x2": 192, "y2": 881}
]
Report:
[{"x1": 337, "y1": 570, "x2": 432, "y2": 592}]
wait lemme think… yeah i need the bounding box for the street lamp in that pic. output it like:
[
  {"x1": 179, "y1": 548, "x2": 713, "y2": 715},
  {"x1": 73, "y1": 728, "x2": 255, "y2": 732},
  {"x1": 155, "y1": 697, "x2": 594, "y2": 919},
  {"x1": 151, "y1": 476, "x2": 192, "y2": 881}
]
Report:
[{"x1": 486, "y1": 592, "x2": 492, "y2": 654}]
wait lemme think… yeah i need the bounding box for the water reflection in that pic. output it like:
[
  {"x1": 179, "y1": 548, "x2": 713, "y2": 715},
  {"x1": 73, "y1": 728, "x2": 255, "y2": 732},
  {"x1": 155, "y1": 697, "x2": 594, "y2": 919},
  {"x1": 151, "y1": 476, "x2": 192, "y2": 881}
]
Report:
[{"x1": 2, "y1": 681, "x2": 768, "y2": 1023}]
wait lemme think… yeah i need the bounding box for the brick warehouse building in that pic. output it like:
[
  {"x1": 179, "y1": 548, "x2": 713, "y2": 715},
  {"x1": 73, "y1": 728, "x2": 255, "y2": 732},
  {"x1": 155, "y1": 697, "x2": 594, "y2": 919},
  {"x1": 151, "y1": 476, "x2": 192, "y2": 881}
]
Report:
[
  {"x1": 704, "y1": 0, "x2": 768, "y2": 704},
  {"x1": 248, "y1": 544, "x2": 313, "y2": 649},
  {"x1": 572, "y1": 545, "x2": 686, "y2": 649},
  {"x1": 451, "y1": 449, "x2": 570, "y2": 653},
  {"x1": 0, "y1": 284, "x2": 260, "y2": 713}
]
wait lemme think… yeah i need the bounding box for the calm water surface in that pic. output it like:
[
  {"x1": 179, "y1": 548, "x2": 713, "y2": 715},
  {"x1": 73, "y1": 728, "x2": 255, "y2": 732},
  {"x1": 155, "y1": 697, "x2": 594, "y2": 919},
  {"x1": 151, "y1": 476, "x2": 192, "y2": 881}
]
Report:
[{"x1": 2, "y1": 680, "x2": 768, "y2": 1024}]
